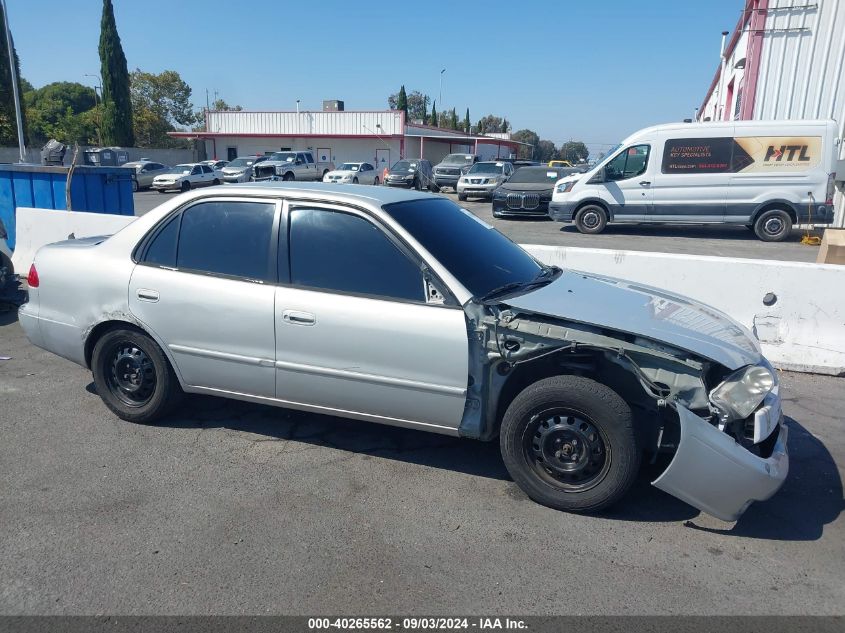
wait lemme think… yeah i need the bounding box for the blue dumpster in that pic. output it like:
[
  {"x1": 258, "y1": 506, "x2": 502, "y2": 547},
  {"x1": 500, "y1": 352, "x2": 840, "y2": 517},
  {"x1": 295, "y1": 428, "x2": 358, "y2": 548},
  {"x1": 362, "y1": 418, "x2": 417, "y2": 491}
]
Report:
[{"x1": 0, "y1": 164, "x2": 135, "y2": 250}]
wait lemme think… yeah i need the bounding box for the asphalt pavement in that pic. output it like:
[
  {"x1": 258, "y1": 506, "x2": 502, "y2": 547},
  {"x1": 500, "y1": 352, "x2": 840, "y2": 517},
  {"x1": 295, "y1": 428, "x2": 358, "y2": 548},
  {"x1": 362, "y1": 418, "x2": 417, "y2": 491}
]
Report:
[
  {"x1": 0, "y1": 310, "x2": 842, "y2": 615},
  {"x1": 134, "y1": 187, "x2": 824, "y2": 263}
]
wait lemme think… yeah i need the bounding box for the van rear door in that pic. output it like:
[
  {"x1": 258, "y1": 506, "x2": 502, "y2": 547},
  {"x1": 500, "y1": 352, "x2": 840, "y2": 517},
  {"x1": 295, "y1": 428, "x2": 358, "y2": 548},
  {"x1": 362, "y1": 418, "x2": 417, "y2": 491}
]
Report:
[{"x1": 649, "y1": 129, "x2": 731, "y2": 223}]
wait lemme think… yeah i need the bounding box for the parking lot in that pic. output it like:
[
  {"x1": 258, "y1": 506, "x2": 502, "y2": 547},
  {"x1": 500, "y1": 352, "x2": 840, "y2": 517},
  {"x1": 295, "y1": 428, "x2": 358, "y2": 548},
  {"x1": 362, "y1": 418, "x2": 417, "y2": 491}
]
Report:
[
  {"x1": 134, "y1": 188, "x2": 824, "y2": 263},
  {"x1": 1, "y1": 294, "x2": 843, "y2": 614}
]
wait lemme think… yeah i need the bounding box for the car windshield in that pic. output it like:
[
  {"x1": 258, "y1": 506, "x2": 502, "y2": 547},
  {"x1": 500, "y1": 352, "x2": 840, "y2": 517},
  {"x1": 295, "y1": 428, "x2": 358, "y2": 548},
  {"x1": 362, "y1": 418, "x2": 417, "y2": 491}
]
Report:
[
  {"x1": 509, "y1": 167, "x2": 572, "y2": 183},
  {"x1": 339, "y1": 163, "x2": 361, "y2": 171},
  {"x1": 227, "y1": 158, "x2": 255, "y2": 168},
  {"x1": 468, "y1": 163, "x2": 504, "y2": 174},
  {"x1": 269, "y1": 152, "x2": 296, "y2": 162},
  {"x1": 442, "y1": 154, "x2": 474, "y2": 165},
  {"x1": 170, "y1": 165, "x2": 192, "y2": 174},
  {"x1": 383, "y1": 197, "x2": 544, "y2": 299},
  {"x1": 391, "y1": 160, "x2": 417, "y2": 172}
]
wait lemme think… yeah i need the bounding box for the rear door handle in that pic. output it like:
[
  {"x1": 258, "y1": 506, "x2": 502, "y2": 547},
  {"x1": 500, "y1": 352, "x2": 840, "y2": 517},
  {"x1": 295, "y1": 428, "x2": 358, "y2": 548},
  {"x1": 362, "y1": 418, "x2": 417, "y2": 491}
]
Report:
[
  {"x1": 136, "y1": 289, "x2": 159, "y2": 302},
  {"x1": 282, "y1": 310, "x2": 316, "y2": 326},
  {"x1": 639, "y1": 181, "x2": 651, "y2": 186}
]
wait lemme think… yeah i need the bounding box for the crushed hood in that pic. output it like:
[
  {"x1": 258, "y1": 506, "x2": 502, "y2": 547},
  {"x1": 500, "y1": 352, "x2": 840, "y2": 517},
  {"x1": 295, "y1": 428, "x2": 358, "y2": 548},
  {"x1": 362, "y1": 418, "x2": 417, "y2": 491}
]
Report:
[{"x1": 506, "y1": 270, "x2": 762, "y2": 370}]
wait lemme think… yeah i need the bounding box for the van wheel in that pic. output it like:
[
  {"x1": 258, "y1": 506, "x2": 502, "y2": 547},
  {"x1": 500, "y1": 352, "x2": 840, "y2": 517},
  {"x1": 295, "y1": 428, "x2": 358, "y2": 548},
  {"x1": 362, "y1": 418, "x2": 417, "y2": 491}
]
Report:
[
  {"x1": 500, "y1": 375, "x2": 640, "y2": 513},
  {"x1": 91, "y1": 327, "x2": 182, "y2": 424},
  {"x1": 575, "y1": 205, "x2": 607, "y2": 234},
  {"x1": 754, "y1": 209, "x2": 792, "y2": 242}
]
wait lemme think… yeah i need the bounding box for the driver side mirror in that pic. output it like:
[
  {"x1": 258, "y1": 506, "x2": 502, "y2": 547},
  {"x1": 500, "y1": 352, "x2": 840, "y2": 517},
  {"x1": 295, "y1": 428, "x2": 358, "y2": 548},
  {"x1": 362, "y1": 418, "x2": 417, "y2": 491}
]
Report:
[{"x1": 587, "y1": 168, "x2": 606, "y2": 184}]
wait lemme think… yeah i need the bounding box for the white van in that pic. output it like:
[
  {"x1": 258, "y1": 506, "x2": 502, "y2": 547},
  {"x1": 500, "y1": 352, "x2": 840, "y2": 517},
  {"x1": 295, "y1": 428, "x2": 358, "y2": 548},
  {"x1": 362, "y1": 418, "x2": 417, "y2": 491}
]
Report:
[{"x1": 549, "y1": 119, "x2": 839, "y2": 241}]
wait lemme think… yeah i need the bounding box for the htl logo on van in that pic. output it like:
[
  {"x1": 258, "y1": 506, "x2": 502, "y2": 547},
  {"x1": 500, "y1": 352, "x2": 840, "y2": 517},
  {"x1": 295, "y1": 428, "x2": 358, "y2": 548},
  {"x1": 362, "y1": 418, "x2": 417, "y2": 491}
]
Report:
[{"x1": 764, "y1": 145, "x2": 811, "y2": 162}]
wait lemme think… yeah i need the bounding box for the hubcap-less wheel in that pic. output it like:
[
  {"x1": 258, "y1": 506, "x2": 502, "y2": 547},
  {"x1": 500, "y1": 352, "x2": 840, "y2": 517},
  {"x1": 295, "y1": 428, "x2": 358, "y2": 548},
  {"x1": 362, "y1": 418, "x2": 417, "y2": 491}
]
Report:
[
  {"x1": 105, "y1": 342, "x2": 157, "y2": 408},
  {"x1": 525, "y1": 408, "x2": 610, "y2": 492},
  {"x1": 353, "y1": 177, "x2": 358, "y2": 184},
  {"x1": 763, "y1": 217, "x2": 784, "y2": 236},
  {"x1": 581, "y1": 211, "x2": 600, "y2": 230}
]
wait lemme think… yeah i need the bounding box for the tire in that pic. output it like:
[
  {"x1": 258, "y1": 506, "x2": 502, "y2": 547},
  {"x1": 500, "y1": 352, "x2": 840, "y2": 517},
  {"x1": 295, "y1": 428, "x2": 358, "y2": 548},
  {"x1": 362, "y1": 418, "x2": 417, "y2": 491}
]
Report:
[
  {"x1": 753, "y1": 209, "x2": 793, "y2": 242},
  {"x1": 413, "y1": 177, "x2": 421, "y2": 191},
  {"x1": 91, "y1": 327, "x2": 182, "y2": 424},
  {"x1": 283, "y1": 172, "x2": 294, "y2": 181},
  {"x1": 574, "y1": 204, "x2": 607, "y2": 234},
  {"x1": 131, "y1": 180, "x2": 139, "y2": 192},
  {"x1": 374, "y1": 177, "x2": 380, "y2": 185},
  {"x1": 352, "y1": 177, "x2": 359, "y2": 184},
  {"x1": 429, "y1": 182, "x2": 440, "y2": 193},
  {"x1": 181, "y1": 180, "x2": 191, "y2": 192},
  {"x1": 157, "y1": 190, "x2": 167, "y2": 194},
  {"x1": 500, "y1": 375, "x2": 640, "y2": 513},
  {"x1": 212, "y1": 178, "x2": 220, "y2": 185}
]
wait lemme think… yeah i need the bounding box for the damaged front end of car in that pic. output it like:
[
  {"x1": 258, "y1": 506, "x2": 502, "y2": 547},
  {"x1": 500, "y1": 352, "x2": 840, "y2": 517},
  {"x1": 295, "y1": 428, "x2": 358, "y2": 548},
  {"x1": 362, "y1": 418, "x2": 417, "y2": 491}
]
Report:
[{"x1": 458, "y1": 297, "x2": 788, "y2": 522}]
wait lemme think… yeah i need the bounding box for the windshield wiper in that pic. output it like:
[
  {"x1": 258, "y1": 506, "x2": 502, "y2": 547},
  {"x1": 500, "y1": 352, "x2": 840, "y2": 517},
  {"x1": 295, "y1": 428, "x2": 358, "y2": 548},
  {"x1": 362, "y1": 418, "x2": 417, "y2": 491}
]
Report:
[{"x1": 479, "y1": 265, "x2": 561, "y2": 303}]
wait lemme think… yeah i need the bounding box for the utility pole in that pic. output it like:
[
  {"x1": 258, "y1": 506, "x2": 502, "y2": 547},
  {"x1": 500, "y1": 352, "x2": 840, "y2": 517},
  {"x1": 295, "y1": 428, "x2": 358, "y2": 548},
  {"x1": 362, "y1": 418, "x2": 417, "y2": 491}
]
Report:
[
  {"x1": 85, "y1": 73, "x2": 103, "y2": 146},
  {"x1": 1, "y1": 0, "x2": 26, "y2": 163},
  {"x1": 439, "y1": 68, "x2": 446, "y2": 108}
]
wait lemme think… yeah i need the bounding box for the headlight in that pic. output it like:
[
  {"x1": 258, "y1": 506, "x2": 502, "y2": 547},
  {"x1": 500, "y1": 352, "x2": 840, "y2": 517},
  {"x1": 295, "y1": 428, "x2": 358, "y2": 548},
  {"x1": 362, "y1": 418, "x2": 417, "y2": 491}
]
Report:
[
  {"x1": 493, "y1": 188, "x2": 506, "y2": 199},
  {"x1": 556, "y1": 181, "x2": 577, "y2": 194},
  {"x1": 709, "y1": 365, "x2": 775, "y2": 419},
  {"x1": 341, "y1": 176, "x2": 353, "y2": 182}
]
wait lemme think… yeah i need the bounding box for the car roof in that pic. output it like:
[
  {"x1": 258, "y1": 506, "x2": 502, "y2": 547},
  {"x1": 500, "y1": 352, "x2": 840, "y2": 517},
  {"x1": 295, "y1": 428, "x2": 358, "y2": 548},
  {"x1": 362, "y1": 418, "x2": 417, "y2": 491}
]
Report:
[{"x1": 217, "y1": 181, "x2": 435, "y2": 205}]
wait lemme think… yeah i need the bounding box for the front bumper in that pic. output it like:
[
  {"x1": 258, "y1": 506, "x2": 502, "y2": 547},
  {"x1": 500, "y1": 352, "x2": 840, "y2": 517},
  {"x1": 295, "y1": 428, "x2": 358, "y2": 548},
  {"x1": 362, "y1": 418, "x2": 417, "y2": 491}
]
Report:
[
  {"x1": 384, "y1": 178, "x2": 414, "y2": 188},
  {"x1": 223, "y1": 172, "x2": 249, "y2": 183},
  {"x1": 652, "y1": 400, "x2": 789, "y2": 522},
  {"x1": 433, "y1": 174, "x2": 460, "y2": 189},
  {"x1": 152, "y1": 182, "x2": 179, "y2": 191},
  {"x1": 492, "y1": 198, "x2": 551, "y2": 218},
  {"x1": 457, "y1": 182, "x2": 498, "y2": 197},
  {"x1": 548, "y1": 200, "x2": 578, "y2": 222}
]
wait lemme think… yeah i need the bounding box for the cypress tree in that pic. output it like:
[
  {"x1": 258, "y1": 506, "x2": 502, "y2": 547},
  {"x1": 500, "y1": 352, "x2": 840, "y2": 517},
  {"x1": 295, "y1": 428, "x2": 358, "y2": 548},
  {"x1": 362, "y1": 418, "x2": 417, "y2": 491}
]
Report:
[
  {"x1": 99, "y1": 0, "x2": 134, "y2": 146},
  {"x1": 430, "y1": 100, "x2": 438, "y2": 127},
  {"x1": 396, "y1": 85, "x2": 408, "y2": 117},
  {"x1": 0, "y1": 2, "x2": 26, "y2": 147},
  {"x1": 464, "y1": 108, "x2": 470, "y2": 133}
]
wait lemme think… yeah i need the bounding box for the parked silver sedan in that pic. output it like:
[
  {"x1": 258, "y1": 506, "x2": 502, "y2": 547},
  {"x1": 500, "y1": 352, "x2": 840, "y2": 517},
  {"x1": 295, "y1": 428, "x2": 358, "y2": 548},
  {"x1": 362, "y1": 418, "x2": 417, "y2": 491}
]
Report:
[
  {"x1": 19, "y1": 183, "x2": 788, "y2": 520},
  {"x1": 123, "y1": 160, "x2": 171, "y2": 191}
]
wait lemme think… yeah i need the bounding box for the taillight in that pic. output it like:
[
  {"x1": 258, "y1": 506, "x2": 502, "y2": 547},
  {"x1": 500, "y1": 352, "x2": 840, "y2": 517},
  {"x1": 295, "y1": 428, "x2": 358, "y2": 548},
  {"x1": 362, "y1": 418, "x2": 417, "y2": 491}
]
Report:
[
  {"x1": 826, "y1": 172, "x2": 835, "y2": 206},
  {"x1": 27, "y1": 264, "x2": 39, "y2": 288}
]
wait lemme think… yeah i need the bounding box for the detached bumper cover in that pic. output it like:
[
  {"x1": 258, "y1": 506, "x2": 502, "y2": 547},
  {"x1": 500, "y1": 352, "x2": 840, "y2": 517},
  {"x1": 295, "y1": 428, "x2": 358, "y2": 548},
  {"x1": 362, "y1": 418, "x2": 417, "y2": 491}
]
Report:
[{"x1": 652, "y1": 404, "x2": 789, "y2": 521}]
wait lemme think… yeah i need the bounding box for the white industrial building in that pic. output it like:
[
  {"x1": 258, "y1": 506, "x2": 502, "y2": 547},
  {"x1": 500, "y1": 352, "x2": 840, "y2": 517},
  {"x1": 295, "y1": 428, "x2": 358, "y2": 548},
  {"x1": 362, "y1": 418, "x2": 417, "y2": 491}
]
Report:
[
  {"x1": 170, "y1": 107, "x2": 524, "y2": 173},
  {"x1": 698, "y1": 0, "x2": 845, "y2": 225}
]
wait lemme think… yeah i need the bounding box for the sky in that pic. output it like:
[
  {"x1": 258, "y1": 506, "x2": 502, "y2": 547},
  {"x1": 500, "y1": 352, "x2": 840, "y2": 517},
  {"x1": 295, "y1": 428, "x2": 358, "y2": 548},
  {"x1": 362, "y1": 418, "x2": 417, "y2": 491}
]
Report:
[{"x1": 7, "y1": 0, "x2": 744, "y2": 156}]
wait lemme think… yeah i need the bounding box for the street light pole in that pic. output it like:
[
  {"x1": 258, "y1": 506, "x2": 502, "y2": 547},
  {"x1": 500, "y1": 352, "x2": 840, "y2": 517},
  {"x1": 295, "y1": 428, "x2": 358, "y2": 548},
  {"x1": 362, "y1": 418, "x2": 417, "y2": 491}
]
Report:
[
  {"x1": 1, "y1": 0, "x2": 26, "y2": 163},
  {"x1": 439, "y1": 68, "x2": 446, "y2": 108},
  {"x1": 84, "y1": 73, "x2": 103, "y2": 147}
]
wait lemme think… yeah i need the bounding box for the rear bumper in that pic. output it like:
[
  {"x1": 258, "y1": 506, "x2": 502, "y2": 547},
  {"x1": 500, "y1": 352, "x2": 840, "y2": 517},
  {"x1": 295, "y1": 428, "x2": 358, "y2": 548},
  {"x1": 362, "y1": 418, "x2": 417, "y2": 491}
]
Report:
[
  {"x1": 548, "y1": 200, "x2": 578, "y2": 222},
  {"x1": 18, "y1": 303, "x2": 86, "y2": 367},
  {"x1": 652, "y1": 402, "x2": 789, "y2": 522}
]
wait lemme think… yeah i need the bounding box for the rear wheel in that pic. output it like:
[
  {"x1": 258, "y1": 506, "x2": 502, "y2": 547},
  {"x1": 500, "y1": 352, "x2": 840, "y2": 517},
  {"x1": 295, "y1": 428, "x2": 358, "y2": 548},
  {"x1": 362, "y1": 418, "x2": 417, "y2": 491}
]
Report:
[
  {"x1": 91, "y1": 327, "x2": 182, "y2": 424},
  {"x1": 131, "y1": 180, "x2": 139, "y2": 192},
  {"x1": 500, "y1": 375, "x2": 640, "y2": 513},
  {"x1": 574, "y1": 204, "x2": 607, "y2": 234},
  {"x1": 374, "y1": 177, "x2": 380, "y2": 185},
  {"x1": 753, "y1": 209, "x2": 792, "y2": 242},
  {"x1": 413, "y1": 177, "x2": 421, "y2": 191}
]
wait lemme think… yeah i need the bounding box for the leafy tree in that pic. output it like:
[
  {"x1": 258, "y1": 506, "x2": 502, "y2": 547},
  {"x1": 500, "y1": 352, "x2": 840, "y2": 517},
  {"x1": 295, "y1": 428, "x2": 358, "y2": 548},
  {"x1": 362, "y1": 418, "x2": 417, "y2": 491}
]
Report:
[
  {"x1": 395, "y1": 85, "x2": 407, "y2": 117},
  {"x1": 24, "y1": 82, "x2": 98, "y2": 145},
  {"x1": 130, "y1": 69, "x2": 198, "y2": 147},
  {"x1": 535, "y1": 140, "x2": 557, "y2": 163},
  {"x1": 211, "y1": 98, "x2": 242, "y2": 111},
  {"x1": 463, "y1": 108, "x2": 470, "y2": 133},
  {"x1": 99, "y1": 0, "x2": 134, "y2": 146},
  {"x1": 559, "y1": 140, "x2": 589, "y2": 163},
  {"x1": 388, "y1": 89, "x2": 429, "y2": 122},
  {"x1": 510, "y1": 129, "x2": 539, "y2": 159},
  {"x1": 0, "y1": 2, "x2": 27, "y2": 147},
  {"x1": 429, "y1": 100, "x2": 438, "y2": 127},
  {"x1": 476, "y1": 114, "x2": 508, "y2": 134}
]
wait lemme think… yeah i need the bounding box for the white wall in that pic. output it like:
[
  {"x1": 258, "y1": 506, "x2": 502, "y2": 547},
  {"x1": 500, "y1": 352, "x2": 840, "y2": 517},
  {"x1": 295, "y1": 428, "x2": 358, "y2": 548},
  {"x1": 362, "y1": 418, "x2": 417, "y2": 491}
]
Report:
[
  {"x1": 523, "y1": 245, "x2": 845, "y2": 376},
  {"x1": 206, "y1": 110, "x2": 404, "y2": 136}
]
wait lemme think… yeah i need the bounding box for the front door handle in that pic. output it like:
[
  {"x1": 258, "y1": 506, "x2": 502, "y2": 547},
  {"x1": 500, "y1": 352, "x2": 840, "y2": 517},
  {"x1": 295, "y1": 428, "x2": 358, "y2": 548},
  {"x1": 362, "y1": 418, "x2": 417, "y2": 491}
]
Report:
[
  {"x1": 136, "y1": 288, "x2": 159, "y2": 302},
  {"x1": 282, "y1": 310, "x2": 316, "y2": 326},
  {"x1": 639, "y1": 181, "x2": 651, "y2": 186}
]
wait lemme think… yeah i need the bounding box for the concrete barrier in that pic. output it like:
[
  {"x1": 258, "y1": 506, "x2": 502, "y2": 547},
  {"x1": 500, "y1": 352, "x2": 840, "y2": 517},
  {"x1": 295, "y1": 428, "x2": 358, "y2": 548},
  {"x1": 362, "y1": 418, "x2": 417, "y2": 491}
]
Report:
[
  {"x1": 522, "y1": 245, "x2": 845, "y2": 376},
  {"x1": 11, "y1": 207, "x2": 136, "y2": 274}
]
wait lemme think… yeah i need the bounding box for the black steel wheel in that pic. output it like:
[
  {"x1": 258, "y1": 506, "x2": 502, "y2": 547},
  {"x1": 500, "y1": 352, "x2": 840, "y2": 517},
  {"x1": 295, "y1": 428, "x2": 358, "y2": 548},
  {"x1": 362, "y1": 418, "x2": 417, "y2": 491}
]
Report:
[
  {"x1": 500, "y1": 375, "x2": 640, "y2": 513},
  {"x1": 353, "y1": 177, "x2": 359, "y2": 184},
  {"x1": 181, "y1": 180, "x2": 191, "y2": 192},
  {"x1": 91, "y1": 327, "x2": 182, "y2": 424},
  {"x1": 754, "y1": 209, "x2": 792, "y2": 242}
]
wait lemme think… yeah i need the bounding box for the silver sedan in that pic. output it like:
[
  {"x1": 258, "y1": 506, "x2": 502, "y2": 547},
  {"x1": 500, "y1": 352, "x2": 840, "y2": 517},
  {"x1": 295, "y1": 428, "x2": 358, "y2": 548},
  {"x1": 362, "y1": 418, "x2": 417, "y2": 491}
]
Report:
[{"x1": 19, "y1": 183, "x2": 788, "y2": 520}]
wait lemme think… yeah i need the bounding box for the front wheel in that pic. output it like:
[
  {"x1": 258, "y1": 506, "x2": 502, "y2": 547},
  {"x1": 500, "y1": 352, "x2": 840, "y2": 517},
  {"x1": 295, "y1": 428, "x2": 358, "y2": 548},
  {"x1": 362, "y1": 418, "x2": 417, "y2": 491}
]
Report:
[
  {"x1": 429, "y1": 183, "x2": 440, "y2": 192},
  {"x1": 212, "y1": 178, "x2": 220, "y2": 186},
  {"x1": 352, "y1": 177, "x2": 359, "y2": 184},
  {"x1": 181, "y1": 180, "x2": 191, "y2": 192},
  {"x1": 753, "y1": 209, "x2": 793, "y2": 242},
  {"x1": 457, "y1": 192, "x2": 467, "y2": 201},
  {"x1": 500, "y1": 375, "x2": 640, "y2": 513},
  {"x1": 574, "y1": 205, "x2": 607, "y2": 234},
  {"x1": 283, "y1": 172, "x2": 294, "y2": 181},
  {"x1": 91, "y1": 327, "x2": 182, "y2": 424}
]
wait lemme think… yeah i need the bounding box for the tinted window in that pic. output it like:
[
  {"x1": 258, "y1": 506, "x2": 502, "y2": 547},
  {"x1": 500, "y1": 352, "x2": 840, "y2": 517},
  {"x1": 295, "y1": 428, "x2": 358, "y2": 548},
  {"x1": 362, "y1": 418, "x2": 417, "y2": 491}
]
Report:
[
  {"x1": 305, "y1": 153, "x2": 315, "y2": 164},
  {"x1": 289, "y1": 208, "x2": 424, "y2": 302},
  {"x1": 605, "y1": 145, "x2": 650, "y2": 181},
  {"x1": 143, "y1": 214, "x2": 179, "y2": 267},
  {"x1": 177, "y1": 201, "x2": 276, "y2": 281},
  {"x1": 383, "y1": 198, "x2": 541, "y2": 298},
  {"x1": 202, "y1": 165, "x2": 213, "y2": 174}
]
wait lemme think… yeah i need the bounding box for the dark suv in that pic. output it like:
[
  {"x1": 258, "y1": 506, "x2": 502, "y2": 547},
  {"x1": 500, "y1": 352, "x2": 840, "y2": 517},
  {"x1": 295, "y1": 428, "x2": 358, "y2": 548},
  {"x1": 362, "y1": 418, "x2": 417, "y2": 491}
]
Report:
[
  {"x1": 384, "y1": 159, "x2": 433, "y2": 190},
  {"x1": 431, "y1": 153, "x2": 480, "y2": 192}
]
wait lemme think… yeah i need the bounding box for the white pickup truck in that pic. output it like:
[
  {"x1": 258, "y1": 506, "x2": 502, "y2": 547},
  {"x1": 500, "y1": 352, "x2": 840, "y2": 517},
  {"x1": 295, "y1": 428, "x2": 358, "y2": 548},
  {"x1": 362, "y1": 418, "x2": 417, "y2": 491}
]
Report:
[{"x1": 252, "y1": 150, "x2": 335, "y2": 182}]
